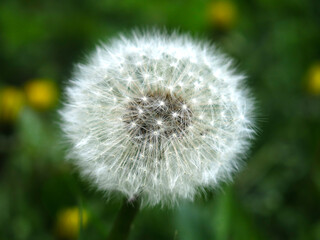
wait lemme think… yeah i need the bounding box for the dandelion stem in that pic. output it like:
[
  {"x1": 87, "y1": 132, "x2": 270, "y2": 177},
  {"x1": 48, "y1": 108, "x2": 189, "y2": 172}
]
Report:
[{"x1": 107, "y1": 198, "x2": 140, "y2": 240}]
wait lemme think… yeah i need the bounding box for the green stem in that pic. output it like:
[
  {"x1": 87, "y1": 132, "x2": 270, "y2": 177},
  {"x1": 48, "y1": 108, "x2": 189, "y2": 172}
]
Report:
[{"x1": 107, "y1": 197, "x2": 140, "y2": 240}]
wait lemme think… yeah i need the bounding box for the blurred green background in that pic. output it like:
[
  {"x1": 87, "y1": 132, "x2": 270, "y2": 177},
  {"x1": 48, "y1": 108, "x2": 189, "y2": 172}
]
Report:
[{"x1": 1, "y1": 0, "x2": 320, "y2": 239}]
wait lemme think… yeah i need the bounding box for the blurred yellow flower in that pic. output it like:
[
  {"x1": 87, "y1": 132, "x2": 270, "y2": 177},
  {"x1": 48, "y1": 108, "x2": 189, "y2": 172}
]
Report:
[
  {"x1": 56, "y1": 207, "x2": 88, "y2": 239},
  {"x1": 208, "y1": 1, "x2": 237, "y2": 30},
  {"x1": 307, "y1": 63, "x2": 320, "y2": 95},
  {"x1": 0, "y1": 87, "x2": 24, "y2": 123},
  {"x1": 25, "y1": 79, "x2": 58, "y2": 110}
]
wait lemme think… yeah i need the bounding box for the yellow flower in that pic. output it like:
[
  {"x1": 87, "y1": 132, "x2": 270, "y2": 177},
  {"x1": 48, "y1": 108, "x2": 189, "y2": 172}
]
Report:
[
  {"x1": 0, "y1": 87, "x2": 24, "y2": 122},
  {"x1": 307, "y1": 63, "x2": 320, "y2": 95},
  {"x1": 55, "y1": 207, "x2": 88, "y2": 239},
  {"x1": 25, "y1": 79, "x2": 58, "y2": 110},
  {"x1": 208, "y1": 1, "x2": 237, "y2": 30}
]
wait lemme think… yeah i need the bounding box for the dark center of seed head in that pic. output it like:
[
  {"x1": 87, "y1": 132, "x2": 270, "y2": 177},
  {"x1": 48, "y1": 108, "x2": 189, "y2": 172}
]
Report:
[{"x1": 123, "y1": 91, "x2": 192, "y2": 142}]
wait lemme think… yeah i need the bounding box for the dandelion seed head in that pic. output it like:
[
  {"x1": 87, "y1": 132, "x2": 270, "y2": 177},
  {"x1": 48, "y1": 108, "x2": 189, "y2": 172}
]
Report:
[{"x1": 60, "y1": 30, "x2": 255, "y2": 207}]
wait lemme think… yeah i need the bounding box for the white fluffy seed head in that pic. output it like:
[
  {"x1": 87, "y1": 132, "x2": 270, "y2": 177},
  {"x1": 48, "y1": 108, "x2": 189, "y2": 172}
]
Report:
[{"x1": 60, "y1": 30, "x2": 255, "y2": 207}]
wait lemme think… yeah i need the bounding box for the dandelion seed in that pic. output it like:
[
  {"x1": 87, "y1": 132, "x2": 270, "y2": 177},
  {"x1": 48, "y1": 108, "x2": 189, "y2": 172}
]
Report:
[
  {"x1": 156, "y1": 119, "x2": 163, "y2": 125},
  {"x1": 126, "y1": 76, "x2": 133, "y2": 82},
  {"x1": 159, "y1": 101, "x2": 165, "y2": 106},
  {"x1": 167, "y1": 85, "x2": 174, "y2": 91},
  {"x1": 60, "y1": 30, "x2": 255, "y2": 207},
  {"x1": 138, "y1": 108, "x2": 144, "y2": 114}
]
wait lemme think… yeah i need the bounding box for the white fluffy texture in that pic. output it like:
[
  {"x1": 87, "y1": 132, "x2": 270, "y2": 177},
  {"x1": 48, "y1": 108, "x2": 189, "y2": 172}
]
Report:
[{"x1": 60, "y1": 31, "x2": 255, "y2": 207}]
